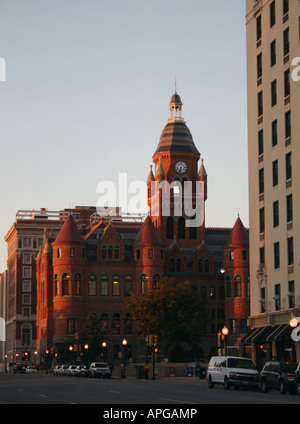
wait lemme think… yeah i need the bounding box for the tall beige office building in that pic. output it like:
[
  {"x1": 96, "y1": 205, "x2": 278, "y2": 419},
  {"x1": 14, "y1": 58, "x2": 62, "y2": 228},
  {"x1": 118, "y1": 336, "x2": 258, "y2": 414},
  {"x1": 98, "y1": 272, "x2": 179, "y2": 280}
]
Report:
[{"x1": 245, "y1": 0, "x2": 300, "y2": 366}]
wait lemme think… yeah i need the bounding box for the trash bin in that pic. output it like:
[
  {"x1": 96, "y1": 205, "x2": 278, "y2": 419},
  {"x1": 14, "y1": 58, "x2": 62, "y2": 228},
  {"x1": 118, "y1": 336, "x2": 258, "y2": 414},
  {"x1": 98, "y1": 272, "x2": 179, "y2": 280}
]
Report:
[
  {"x1": 169, "y1": 366, "x2": 175, "y2": 377},
  {"x1": 186, "y1": 366, "x2": 193, "y2": 377},
  {"x1": 136, "y1": 365, "x2": 144, "y2": 379},
  {"x1": 199, "y1": 367, "x2": 207, "y2": 379}
]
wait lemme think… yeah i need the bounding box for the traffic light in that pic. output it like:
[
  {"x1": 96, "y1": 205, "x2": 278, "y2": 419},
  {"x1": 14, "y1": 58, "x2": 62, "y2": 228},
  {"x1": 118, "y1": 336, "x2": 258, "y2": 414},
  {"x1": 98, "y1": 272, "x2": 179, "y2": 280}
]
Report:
[
  {"x1": 153, "y1": 335, "x2": 158, "y2": 347},
  {"x1": 146, "y1": 335, "x2": 153, "y2": 347}
]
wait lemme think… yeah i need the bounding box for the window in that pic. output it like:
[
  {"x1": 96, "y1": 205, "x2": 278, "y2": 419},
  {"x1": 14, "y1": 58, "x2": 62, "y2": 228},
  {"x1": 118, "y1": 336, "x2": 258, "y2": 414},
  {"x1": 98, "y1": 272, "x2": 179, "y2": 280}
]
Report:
[
  {"x1": 88, "y1": 274, "x2": 97, "y2": 296},
  {"x1": 275, "y1": 284, "x2": 281, "y2": 310},
  {"x1": 141, "y1": 274, "x2": 148, "y2": 295},
  {"x1": 284, "y1": 68, "x2": 290, "y2": 97},
  {"x1": 256, "y1": 15, "x2": 262, "y2": 41},
  {"x1": 274, "y1": 242, "x2": 280, "y2": 269},
  {"x1": 243, "y1": 250, "x2": 247, "y2": 261},
  {"x1": 260, "y1": 246, "x2": 265, "y2": 264},
  {"x1": 153, "y1": 274, "x2": 160, "y2": 290},
  {"x1": 272, "y1": 120, "x2": 277, "y2": 147},
  {"x1": 259, "y1": 168, "x2": 264, "y2": 194},
  {"x1": 62, "y1": 273, "x2": 70, "y2": 295},
  {"x1": 166, "y1": 217, "x2": 174, "y2": 239},
  {"x1": 23, "y1": 280, "x2": 31, "y2": 292},
  {"x1": 230, "y1": 319, "x2": 237, "y2": 335},
  {"x1": 136, "y1": 249, "x2": 140, "y2": 260},
  {"x1": 124, "y1": 275, "x2": 132, "y2": 297},
  {"x1": 226, "y1": 276, "x2": 231, "y2": 298},
  {"x1": 260, "y1": 287, "x2": 266, "y2": 313},
  {"x1": 235, "y1": 276, "x2": 242, "y2": 297},
  {"x1": 285, "y1": 110, "x2": 291, "y2": 139},
  {"x1": 148, "y1": 249, "x2": 153, "y2": 259},
  {"x1": 112, "y1": 275, "x2": 120, "y2": 296},
  {"x1": 273, "y1": 201, "x2": 279, "y2": 227},
  {"x1": 114, "y1": 245, "x2": 119, "y2": 259},
  {"x1": 178, "y1": 217, "x2": 185, "y2": 239},
  {"x1": 198, "y1": 259, "x2": 203, "y2": 273},
  {"x1": 270, "y1": 40, "x2": 276, "y2": 67},
  {"x1": 272, "y1": 160, "x2": 278, "y2": 187},
  {"x1": 241, "y1": 319, "x2": 248, "y2": 334},
  {"x1": 112, "y1": 313, "x2": 120, "y2": 334},
  {"x1": 23, "y1": 294, "x2": 31, "y2": 305},
  {"x1": 170, "y1": 258, "x2": 175, "y2": 272},
  {"x1": 22, "y1": 328, "x2": 31, "y2": 346},
  {"x1": 101, "y1": 313, "x2": 108, "y2": 333},
  {"x1": 258, "y1": 91, "x2": 263, "y2": 116},
  {"x1": 74, "y1": 273, "x2": 81, "y2": 296},
  {"x1": 57, "y1": 248, "x2": 62, "y2": 258},
  {"x1": 102, "y1": 245, "x2": 107, "y2": 259},
  {"x1": 229, "y1": 251, "x2": 234, "y2": 261},
  {"x1": 271, "y1": 80, "x2": 277, "y2": 106},
  {"x1": 270, "y1": 1, "x2": 276, "y2": 27},
  {"x1": 286, "y1": 194, "x2": 293, "y2": 222},
  {"x1": 283, "y1": 0, "x2": 289, "y2": 15},
  {"x1": 101, "y1": 275, "x2": 108, "y2": 296},
  {"x1": 258, "y1": 129, "x2": 264, "y2": 155},
  {"x1": 287, "y1": 237, "x2": 294, "y2": 265},
  {"x1": 176, "y1": 258, "x2": 182, "y2": 272},
  {"x1": 108, "y1": 245, "x2": 113, "y2": 259},
  {"x1": 286, "y1": 151, "x2": 292, "y2": 179},
  {"x1": 23, "y1": 307, "x2": 31, "y2": 317},
  {"x1": 257, "y1": 53, "x2": 262, "y2": 78},
  {"x1": 22, "y1": 238, "x2": 32, "y2": 248},
  {"x1": 124, "y1": 313, "x2": 132, "y2": 335},
  {"x1": 70, "y1": 247, "x2": 75, "y2": 258},
  {"x1": 283, "y1": 27, "x2": 289, "y2": 56},
  {"x1": 23, "y1": 267, "x2": 31, "y2": 278},
  {"x1": 288, "y1": 281, "x2": 294, "y2": 308},
  {"x1": 23, "y1": 253, "x2": 32, "y2": 264},
  {"x1": 54, "y1": 274, "x2": 59, "y2": 296},
  {"x1": 259, "y1": 207, "x2": 265, "y2": 233},
  {"x1": 67, "y1": 318, "x2": 75, "y2": 334}
]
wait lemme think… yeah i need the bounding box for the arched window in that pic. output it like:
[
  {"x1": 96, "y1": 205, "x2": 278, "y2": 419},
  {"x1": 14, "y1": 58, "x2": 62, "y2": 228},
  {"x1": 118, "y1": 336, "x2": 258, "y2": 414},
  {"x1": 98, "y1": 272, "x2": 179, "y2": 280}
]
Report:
[
  {"x1": 204, "y1": 259, "x2": 209, "y2": 273},
  {"x1": 54, "y1": 274, "x2": 59, "y2": 296},
  {"x1": 112, "y1": 313, "x2": 120, "y2": 334},
  {"x1": 62, "y1": 273, "x2": 70, "y2": 296},
  {"x1": 108, "y1": 245, "x2": 113, "y2": 259},
  {"x1": 88, "y1": 274, "x2": 97, "y2": 296},
  {"x1": 74, "y1": 273, "x2": 81, "y2": 296},
  {"x1": 198, "y1": 259, "x2": 203, "y2": 273},
  {"x1": 170, "y1": 258, "x2": 175, "y2": 272},
  {"x1": 141, "y1": 274, "x2": 148, "y2": 295},
  {"x1": 101, "y1": 275, "x2": 108, "y2": 296},
  {"x1": 235, "y1": 276, "x2": 242, "y2": 297},
  {"x1": 114, "y1": 245, "x2": 120, "y2": 259},
  {"x1": 167, "y1": 217, "x2": 174, "y2": 239},
  {"x1": 200, "y1": 286, "x2": 207, "y2": 299},
  {"x1": 153, "y1": 274, "x2": 160, "y2": 290},
  {"x1": 113, "y1": 275, "x2": 120, "y2": 296},
  {"x1": 176, "y1": 258, "x2": 182, "y2": 272},
  {"x1": 178, "y1": 217, "x2": 185, "y2": 239},
  {"x1": 124, "y1": 275, "x2": 132, "y2": 297},
  {"x1": 101, "y1": 313, "x2": 108, "y2": 334}
]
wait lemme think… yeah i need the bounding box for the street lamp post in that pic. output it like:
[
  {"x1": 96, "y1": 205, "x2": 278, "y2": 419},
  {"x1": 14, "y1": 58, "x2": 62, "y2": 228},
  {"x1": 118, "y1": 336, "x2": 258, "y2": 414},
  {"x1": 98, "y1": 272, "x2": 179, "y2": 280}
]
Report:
[
  {"x1": 102, "y1": 341, "x2": 107, "y2": 361},
  {"x1": 221, "y1": 325, "x2": 229, "y2": 355},
  {"x1": 122, "y1": 338, "x2": 127, "y2": 378}
]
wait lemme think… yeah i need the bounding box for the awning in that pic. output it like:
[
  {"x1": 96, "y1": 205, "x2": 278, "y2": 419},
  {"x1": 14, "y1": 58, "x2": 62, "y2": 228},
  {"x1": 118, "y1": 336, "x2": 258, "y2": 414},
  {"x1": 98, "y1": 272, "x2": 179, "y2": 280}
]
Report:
[
  {"x1": 274, "y1": 324, "x2": 292, "y2": 341},
  {"x1": 266, "y1": 324, "x2": 286, "y2": 342},
  {"x1": 252, "y1": 326, "x2": 273, "y2": 343},
  {"x1": 241, "y1": 327, "x2": 262, "y2": 343}
]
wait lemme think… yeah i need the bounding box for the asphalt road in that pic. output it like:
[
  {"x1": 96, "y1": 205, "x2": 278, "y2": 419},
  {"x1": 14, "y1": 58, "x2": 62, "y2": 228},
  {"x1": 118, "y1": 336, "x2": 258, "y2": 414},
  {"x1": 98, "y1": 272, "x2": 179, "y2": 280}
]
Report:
[{"x1": 1, "y1": 373, "x2": 300, "y2": 405}]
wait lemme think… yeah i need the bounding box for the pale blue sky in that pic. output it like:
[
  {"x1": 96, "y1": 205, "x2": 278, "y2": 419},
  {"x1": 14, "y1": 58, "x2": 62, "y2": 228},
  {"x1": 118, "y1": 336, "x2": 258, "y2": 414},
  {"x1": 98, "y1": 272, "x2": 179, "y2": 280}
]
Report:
[{"x1": 0, "y1": 0, "x2": 248, "y2": 271}]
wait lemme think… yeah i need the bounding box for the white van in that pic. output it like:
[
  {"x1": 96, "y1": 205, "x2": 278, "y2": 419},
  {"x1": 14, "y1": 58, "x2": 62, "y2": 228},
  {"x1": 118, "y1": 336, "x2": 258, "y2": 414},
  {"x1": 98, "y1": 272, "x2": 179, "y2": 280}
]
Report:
[{"x1": 207, "y1": 356, "x2": 259, "y2": 390}]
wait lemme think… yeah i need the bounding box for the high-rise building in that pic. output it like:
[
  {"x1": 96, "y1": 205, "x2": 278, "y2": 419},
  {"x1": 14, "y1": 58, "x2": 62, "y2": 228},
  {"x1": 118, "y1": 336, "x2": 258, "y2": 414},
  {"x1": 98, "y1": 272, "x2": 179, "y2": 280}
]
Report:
[{"x1": 245, "y1": 0, "x2": 300, "y2": 365}]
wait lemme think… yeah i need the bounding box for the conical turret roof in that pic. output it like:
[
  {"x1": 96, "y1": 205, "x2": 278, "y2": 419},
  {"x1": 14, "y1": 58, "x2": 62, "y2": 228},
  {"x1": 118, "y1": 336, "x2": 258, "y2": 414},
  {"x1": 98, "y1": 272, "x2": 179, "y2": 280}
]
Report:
[
  {"x1": 225, "y1": 216, "x2": 249, "y2": 246},
  {"x1": 54, "y1": 214, "x2": 84, "y2": 243},
  {"x1": 135, "y1": 216, "x2": 163, "y2": 245}
]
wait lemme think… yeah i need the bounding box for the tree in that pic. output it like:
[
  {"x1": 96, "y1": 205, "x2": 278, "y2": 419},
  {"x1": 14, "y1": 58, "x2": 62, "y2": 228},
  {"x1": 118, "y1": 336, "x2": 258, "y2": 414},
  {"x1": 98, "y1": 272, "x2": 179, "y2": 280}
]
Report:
[
  {"x1": 125, "y1": 277, "x2": 208, "y2": 359},
  {"x1": 78, "y1": 312, "x2": 106, "y2": 362}
]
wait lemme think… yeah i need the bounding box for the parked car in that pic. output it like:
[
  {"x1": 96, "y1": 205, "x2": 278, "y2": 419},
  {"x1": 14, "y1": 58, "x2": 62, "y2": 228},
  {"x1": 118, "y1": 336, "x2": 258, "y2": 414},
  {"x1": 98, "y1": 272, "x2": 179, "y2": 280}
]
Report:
[
  {"x1": 59, "y1": 365, "x2": 71, "y2": 376},
  {"x1": 53, "y1": 365, "x2": 61, "y2": 376},
  {"x1": 26, "y1": 366, "x2": 37, "y2": 374},
  {"x1": 80, "y1": 365, "x2": 91, "y2": 378},
  {"x1": 207, "y1": 356, "x2": 259, "y2": 391},
  {"x1": 260, "y1": 361, "x2": 298, "y2": 394},
  {"x1": 90, "y1": 362, "x2": 111, "y2": 378},
  {"x1": 73, "y1": 365, "x2": 84, "y2": 377},
  {"x1": 294, "y1": 362, "x2": 300, "y2": 394},
  {"x1": 66, "y1": 365, "x2": 77, "y2": 376},
  {"x1": 12, "y1": 363, "x2": 26, "y2": 374}
]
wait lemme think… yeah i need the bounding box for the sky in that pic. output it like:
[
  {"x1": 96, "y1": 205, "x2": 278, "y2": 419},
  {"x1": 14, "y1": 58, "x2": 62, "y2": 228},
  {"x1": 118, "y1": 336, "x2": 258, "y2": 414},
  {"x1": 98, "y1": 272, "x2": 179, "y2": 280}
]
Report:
[{"x1": 0, "y1": 0, "x2": 248, "y2": 272}]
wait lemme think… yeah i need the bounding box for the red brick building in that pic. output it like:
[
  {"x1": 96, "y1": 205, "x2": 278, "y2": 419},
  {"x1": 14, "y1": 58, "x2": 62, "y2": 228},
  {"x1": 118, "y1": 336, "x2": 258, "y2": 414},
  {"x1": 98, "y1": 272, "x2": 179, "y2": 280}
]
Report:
[{"x1": 35, "y1": 92, "x2": 250, "y2": 363}]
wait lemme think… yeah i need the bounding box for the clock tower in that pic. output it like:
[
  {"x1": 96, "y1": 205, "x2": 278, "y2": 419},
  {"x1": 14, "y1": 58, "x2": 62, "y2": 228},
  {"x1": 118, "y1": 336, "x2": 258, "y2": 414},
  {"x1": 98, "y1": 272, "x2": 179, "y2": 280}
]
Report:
[{"x1": 148, "y1": 90, "x2": 207, "y2": 246}]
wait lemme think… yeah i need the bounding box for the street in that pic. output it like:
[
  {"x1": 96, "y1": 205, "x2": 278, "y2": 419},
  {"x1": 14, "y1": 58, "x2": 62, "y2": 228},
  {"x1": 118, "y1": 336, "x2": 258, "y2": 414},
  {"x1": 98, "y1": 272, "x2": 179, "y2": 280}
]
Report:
[{"x1": 1, "y1": 373, "x2": 300, "y2": 405}]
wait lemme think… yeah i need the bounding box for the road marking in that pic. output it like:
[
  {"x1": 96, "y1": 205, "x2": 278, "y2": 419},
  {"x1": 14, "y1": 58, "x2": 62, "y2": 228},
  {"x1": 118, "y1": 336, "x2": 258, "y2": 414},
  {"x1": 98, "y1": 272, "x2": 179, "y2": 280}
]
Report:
[
  {"x1": 38, "y1": 394, "x2": 47, "y2": 398},
  {"x1": 159, "y1": 397, "x2": 196, "y2": 404}
]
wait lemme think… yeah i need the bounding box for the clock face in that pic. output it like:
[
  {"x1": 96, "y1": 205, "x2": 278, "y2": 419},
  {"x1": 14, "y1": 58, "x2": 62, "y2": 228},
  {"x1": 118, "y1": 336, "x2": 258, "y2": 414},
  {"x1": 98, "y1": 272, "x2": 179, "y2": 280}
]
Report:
[{"x1": 175, "y1": 161, "x2": 187, "y2": 174}]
